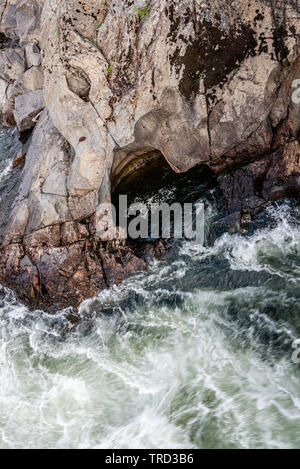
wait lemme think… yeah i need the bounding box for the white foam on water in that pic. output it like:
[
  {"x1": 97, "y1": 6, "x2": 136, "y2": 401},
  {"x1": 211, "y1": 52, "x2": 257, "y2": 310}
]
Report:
[
  {"x1": 0, "y1": 203, "x2": 299, "y2": 448},
  {"x1": 217, "y1": 205, "x2": 299, "y2": 274}
]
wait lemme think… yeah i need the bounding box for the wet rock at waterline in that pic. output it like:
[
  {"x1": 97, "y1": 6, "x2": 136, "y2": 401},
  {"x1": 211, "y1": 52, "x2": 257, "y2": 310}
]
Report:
[{"x1": 0, "y1": 0, "x2": 299, "y2": 309}]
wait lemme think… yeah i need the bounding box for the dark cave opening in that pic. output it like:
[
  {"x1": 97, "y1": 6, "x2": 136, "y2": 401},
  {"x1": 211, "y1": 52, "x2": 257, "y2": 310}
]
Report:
[{"x1": 111, "y1": 150, "x2": 217, "y2": 242}]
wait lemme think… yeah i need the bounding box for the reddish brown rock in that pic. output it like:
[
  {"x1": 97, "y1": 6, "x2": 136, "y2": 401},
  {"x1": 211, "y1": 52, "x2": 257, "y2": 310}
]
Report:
[
  {"x1": 0, "y1": 218, "x2": 168, "y2": 310},
  {"x1": 12, "y1": 154, "x2": 26, "y2": 168}
]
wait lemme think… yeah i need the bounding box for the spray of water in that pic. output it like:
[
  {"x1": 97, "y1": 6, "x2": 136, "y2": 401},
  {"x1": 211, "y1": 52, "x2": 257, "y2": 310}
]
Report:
[{"x1": 0, "y1": 201, "x2": 299, "y2": 448}]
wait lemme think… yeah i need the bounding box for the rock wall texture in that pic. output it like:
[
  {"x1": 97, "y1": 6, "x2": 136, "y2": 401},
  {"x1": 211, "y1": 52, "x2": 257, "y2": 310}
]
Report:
[{"x1": 0, "y1": 0, "x2": 299, "y2": 309}]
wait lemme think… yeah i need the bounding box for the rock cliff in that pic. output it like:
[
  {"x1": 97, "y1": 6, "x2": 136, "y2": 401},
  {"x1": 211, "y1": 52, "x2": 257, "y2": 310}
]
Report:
[{"x1": 0, "y1": 0, "x2": 299, "y2": 309}]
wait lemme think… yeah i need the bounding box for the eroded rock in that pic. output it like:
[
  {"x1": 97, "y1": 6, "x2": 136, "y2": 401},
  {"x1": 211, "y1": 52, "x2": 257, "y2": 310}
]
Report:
[{"x1": 0, "y1": 0, "x2": 299, "y2": 310}]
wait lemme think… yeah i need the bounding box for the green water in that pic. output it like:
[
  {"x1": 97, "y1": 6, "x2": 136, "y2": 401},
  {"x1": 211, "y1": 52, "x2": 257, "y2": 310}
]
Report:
[
  {"x1": 0, "y1": 202, "x2": 299, "y2": 448},
  {"x1": 0, "y1": 129, "x2": 300, "y2": 449}
]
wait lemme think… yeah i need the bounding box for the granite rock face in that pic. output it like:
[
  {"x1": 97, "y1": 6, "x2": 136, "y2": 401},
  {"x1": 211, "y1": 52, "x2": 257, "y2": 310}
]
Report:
[
  {"x1": 13, "y1": 88, "x2": 44, "y2": 132},
  {"x1": 0, "y1": 0, "x2": 299, "y2": 309},
  {"x1": 218, "y1": 140, "x2": 300, "y2": 213}
]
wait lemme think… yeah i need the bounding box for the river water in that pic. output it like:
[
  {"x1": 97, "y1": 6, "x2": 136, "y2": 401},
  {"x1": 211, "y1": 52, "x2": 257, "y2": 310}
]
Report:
[{"x1": 0, "y1": 129, "x2": 300, "y2": 449}]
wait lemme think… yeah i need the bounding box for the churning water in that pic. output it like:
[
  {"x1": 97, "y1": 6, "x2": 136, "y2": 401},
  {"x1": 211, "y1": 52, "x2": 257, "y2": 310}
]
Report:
[{"x1": 0, "y1": 131, "x2": 300, "y2": 449}]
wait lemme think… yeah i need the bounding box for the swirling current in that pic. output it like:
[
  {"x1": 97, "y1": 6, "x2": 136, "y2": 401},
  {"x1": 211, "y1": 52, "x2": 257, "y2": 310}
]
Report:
[{"x1": 0, "y1": 128, "x2": 299, "y2": 449}]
